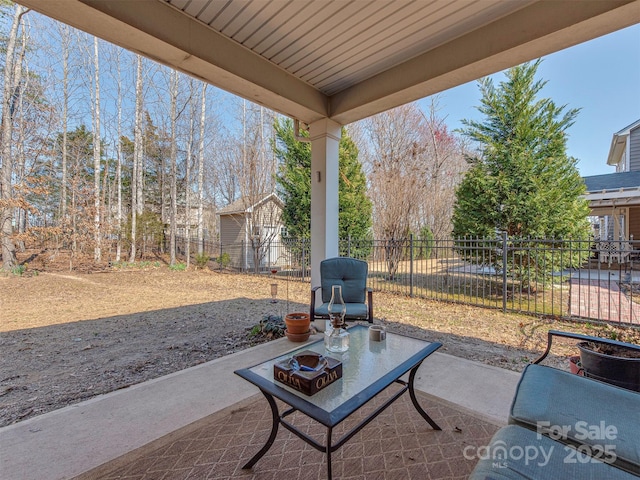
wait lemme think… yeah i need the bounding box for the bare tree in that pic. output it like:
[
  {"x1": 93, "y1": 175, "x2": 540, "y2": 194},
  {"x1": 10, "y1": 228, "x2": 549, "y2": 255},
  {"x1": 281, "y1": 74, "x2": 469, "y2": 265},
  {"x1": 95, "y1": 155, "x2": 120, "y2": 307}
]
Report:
[
  {"x1": 59, "y1": 23, "x2": 70, "y2": 220},
  {"x1": 418, "y1": 100, "x2": 468, "y2": 240},
  {"x1": 0, "y1": 4, "x2": 29, "y2": 270},
  {"x1": 92, "y1": 36, "x2": 101, "y2": 261},
  {"x1": 184, "y1": 79, "x2": 197, "y2": 268},
  {"x1": 168, "y1": 69, "x2": 178, "y2": 266},
  {"x1": 106, "y1": 45, "x2": 126, "y2": 261},
  {"x1": 361, "y1": 101, "x2": 468, "y2": 274},
  {"x1": 129, "y1": 54, "x2": 143, "y2": 262},
  {"x1": 364, "y1": 104, "x2": 424, "y2": 278},
  {"x1": 236, "y1": 101, "x2": 279, "y2": 271},
  {"x1": 197, "y1": 83, "x2": 207, "y2": 256}
]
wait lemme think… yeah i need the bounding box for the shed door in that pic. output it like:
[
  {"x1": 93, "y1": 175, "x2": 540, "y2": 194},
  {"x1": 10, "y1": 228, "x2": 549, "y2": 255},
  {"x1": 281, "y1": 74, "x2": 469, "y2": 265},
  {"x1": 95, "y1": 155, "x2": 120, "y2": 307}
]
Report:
[{"x1": 263, "y1": 226, "x2": 279, "y2": 266}]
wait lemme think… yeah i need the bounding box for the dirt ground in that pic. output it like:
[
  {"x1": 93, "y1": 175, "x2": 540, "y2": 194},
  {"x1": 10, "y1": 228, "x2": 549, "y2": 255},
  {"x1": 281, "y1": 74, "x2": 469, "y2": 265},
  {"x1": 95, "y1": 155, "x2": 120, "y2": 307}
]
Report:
[{"x1": 2, "y1": 261, "x2": 639, "y2": 428}]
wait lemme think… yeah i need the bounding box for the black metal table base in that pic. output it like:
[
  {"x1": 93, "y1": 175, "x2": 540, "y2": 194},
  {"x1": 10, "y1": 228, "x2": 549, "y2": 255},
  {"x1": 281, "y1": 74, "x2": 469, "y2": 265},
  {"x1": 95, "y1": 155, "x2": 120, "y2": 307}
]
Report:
[{"x1": 242, "y1": 362, "x2": 441, "y2": 480}]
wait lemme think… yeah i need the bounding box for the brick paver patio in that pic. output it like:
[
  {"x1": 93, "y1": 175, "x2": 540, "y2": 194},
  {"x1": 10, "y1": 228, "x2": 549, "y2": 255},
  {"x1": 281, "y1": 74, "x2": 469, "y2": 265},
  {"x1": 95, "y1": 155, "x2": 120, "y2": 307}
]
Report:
[
  {"x1": 76, "y1": 388, "x2": 500, "y2": 480},
  {"x1": 570, "y1": 277, "x2": 640, "y2": 324}
]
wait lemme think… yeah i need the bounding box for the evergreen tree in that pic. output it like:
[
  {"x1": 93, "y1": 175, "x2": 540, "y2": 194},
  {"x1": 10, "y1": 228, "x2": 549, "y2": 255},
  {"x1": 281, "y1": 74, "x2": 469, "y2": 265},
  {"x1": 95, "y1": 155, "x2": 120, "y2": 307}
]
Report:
[
  {"x1": 274, "y1": 118, "x2": 372, "y2": 242},
  {"x1": 337, "y1": 132, "x2": 372, "y2": 241},
  {"x1": 273, "y1": 118, "x2": 312, "y2": 240},
  {"x1": 453, "y1": 60, "x2": 591, "y2": 240},
  {"x1": 452, "y1": 60, "x2": 592, "y2": 284}
]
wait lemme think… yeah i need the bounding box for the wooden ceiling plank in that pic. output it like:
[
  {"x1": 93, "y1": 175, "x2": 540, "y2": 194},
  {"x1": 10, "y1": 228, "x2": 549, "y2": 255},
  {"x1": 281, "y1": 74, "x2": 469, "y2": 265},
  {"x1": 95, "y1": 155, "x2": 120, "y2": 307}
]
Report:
[
  {"x1": 273, "y1": 1, "x2": 370, "y2": 70},
  {"x1": 249, "y1": 1, "x2": 314, "y2": 55},
  {"x1": 290, "y1": 1, "x2": 415, "y2": 80},
  {"x1": 231, "y1": 1, "x2": 290, "y2": 45},
  {"x1": 311, "y1": 1, "x2": 498, "y2": 92}
]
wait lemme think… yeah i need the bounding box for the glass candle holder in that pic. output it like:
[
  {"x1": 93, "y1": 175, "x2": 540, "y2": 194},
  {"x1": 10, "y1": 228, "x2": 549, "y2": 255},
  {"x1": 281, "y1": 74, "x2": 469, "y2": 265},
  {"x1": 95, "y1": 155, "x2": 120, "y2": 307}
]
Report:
[{"x1": 324, "y1": 285, "x2": 349, "y2": 353}]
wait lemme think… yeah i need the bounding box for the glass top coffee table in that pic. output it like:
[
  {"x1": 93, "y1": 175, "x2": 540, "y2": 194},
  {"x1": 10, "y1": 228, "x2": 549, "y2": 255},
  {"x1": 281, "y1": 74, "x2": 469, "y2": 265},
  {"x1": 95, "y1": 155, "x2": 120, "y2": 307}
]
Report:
[{"x1": 234, "y1": 325, "x2": 442, "y2": 480}]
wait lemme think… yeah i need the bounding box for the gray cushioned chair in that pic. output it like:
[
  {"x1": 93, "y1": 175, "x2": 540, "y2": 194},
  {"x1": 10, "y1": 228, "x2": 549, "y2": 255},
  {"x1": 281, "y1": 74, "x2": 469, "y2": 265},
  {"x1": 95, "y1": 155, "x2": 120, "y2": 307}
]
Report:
[
  {"x1": 310, "y1": 257, "x2": 373, "y2": 323},
  {"x1": 470, "y1": 425, "x2": 638, "y2": 480}
]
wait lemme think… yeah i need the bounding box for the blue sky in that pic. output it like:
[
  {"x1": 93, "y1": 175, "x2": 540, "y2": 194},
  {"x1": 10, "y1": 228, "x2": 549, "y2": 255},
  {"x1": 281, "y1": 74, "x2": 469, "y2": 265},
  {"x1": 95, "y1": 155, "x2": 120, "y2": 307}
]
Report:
[{"x1": 420, "y1": 23, "x2": 640, "y2": 178}]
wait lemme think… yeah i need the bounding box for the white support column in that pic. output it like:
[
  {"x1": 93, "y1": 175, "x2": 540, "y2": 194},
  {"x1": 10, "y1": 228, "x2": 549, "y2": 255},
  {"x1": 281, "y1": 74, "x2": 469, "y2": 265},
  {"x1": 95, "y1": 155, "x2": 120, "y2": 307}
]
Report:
[{"x1": 309, "y1": 118, "x2": 341, "y2": 290}]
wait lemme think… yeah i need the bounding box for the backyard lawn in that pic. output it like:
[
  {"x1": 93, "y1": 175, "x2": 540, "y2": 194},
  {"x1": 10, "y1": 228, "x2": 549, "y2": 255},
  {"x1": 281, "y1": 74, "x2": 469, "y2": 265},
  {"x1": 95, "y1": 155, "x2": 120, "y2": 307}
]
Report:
[{"x1": 1, "y1": 260, "x2": 638, "y2": 427}]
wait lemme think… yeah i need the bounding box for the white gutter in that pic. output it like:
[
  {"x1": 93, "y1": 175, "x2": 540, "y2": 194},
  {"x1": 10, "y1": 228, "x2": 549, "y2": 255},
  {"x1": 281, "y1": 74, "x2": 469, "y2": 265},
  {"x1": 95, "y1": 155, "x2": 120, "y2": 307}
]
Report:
[{"x1": 584, "y1": 188, "x2": 640, "y2": 201}]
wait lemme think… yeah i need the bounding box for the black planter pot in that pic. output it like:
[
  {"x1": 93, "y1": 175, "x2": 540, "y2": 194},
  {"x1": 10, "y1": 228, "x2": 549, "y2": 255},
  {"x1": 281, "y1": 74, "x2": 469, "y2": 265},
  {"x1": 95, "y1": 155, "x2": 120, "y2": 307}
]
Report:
[{"x1": 578, "y1": 342, "x2": 640, "y2": 392}]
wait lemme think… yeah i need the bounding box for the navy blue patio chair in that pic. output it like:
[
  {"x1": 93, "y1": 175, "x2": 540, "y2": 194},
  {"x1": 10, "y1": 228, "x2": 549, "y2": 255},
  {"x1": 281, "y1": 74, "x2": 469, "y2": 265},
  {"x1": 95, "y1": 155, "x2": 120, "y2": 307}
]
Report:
[{"x1": 310, "y1": 257, "x2": 373, "y2": 323}]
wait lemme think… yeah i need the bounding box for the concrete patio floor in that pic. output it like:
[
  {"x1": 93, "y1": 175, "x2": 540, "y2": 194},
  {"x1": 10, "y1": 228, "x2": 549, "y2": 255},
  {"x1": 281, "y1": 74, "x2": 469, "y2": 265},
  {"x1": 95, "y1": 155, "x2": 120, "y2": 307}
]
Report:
[{"x1": 0, "y1": 334, "x2": 520, "y2": 480}]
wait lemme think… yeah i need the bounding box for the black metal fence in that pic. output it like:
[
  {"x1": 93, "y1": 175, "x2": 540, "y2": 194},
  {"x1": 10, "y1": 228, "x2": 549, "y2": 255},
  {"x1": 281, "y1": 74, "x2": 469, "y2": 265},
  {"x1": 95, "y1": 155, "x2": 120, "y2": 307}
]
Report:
[{"x1": 175, "y1": 235, "x2": 640, "y2": 326}]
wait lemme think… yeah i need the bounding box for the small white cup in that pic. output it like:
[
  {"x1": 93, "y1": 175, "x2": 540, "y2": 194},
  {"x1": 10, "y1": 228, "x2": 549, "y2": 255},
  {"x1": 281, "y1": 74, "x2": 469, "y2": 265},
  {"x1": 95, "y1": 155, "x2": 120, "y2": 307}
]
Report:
[{"x1": 369, "y1": 325, "x2": 386, "y2": 342}]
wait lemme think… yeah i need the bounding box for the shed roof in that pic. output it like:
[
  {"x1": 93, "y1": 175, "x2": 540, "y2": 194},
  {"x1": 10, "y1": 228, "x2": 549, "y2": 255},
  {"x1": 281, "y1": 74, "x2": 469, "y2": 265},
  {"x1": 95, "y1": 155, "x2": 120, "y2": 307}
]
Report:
[{"x1": 218, "y1": 193, "x2": 283, "y2": 216}]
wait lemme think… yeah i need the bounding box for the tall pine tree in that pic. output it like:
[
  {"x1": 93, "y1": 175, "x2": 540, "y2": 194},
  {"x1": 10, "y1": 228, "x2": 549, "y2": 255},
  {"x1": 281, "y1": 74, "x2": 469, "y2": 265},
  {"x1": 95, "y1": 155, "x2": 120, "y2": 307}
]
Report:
[
  {"x1": 453, "y1": 60, "x2": 591, "y2": 240},
  {"x1": 452, "y1": 60, "x2": 592, "y2": 285},
  {"x1": 274, "y1": 118, "x2": 372, "y2": 241}
]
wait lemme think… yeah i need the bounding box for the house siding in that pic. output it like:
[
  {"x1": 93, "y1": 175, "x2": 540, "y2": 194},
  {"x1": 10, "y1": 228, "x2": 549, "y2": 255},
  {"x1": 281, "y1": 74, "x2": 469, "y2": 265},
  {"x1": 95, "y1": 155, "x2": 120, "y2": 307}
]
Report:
[
  {"x1": 220, "y1": 214, "x2": 245, "y2": 245},
  {"x1": 219, "y1": 214, "x2": 247, "y2": 268},
  {"x1": 630, "y1": 126, "x2": 640, "y2": 172},
  {"x1": 217, "y1": 195, "x2": 286, "y2": 270},
  {"x1": 629, "y1": 207, "x2": 640, "y2": 243}
]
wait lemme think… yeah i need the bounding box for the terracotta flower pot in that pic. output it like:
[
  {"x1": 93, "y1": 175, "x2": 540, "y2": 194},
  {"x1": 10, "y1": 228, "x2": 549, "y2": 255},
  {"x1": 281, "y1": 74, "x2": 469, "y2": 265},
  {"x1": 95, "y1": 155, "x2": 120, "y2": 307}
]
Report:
[
  {"x1": 285, "y1": 312, "x2": 310, "y2": 335},
  {"x1": 569, "y1": 356, "x2": 584, "y2": 376},
  {"x1": 285, "y1": 330, "x2": 311, "y2": 342}
]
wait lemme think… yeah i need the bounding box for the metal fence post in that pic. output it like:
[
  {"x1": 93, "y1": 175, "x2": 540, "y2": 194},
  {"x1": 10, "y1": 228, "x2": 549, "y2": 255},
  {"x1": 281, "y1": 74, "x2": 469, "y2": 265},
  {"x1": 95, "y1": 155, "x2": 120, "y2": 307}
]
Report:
[
  {"x1": 410, "y1": 233, "x2": 414, "y2": 297},
  {"x1": 302, "y1": 240, "x2": 306, "y2": 281},
  {"x1": 502, "y1": 231, "x2": 508, "y2": 313},
  {"x1": 242, "y1": 240, "x2": 246, "y2": 272}
]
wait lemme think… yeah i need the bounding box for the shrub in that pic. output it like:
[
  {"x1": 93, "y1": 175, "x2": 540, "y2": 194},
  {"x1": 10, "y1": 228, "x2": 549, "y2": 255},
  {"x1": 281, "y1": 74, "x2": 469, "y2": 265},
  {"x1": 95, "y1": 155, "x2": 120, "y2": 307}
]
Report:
[
  {"x1": 194, "y1": 253, "x2": 210, "y2": 269},
  {"x1": 250, "y1": 315, "x2": 286, "y2": 339},
  {"x1": 11, "y1": 265, "x2": 25, "y2": 276},
  {"x1": 169, "y1": 262, "x2": 187, "y2": 271},
  {"x1": 216, "y1": 252, "x2": 231, "y2": 269}
]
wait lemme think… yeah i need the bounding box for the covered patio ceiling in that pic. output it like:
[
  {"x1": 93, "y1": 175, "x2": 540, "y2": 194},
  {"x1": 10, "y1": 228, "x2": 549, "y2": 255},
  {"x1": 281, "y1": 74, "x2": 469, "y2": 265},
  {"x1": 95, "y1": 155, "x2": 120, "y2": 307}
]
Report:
[{"x1": 17, "y1": 0, "x2": 640, "y2": 126}]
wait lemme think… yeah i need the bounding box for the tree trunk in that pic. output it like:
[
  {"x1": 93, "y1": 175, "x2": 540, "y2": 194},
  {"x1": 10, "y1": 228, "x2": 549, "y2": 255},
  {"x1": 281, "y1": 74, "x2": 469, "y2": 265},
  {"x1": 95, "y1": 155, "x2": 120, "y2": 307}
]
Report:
[
  {"x1": 169, "y1": 70, "x2": 178, "y2": 266},
  {"x1": 197, "y1": 84, "x2": 206, "y2": 256},
  {"x1": 61, "y1": 24, "x2": 69, "y2": 220},
  {"x1": 130, "y1": 54, "x2": 143, "y2": 262},
  {"x1": 185, "y1": 83, "x2": 194, "y2": 268},
  {"x1": 115, "y1": 51, "x2": 123, "y2": 262},
  {"x1": 0, "y1": 5, "x2": 27, "y2": 270},
  {"x1": 93, "y1": 37, "x2": 101, "y2": 261},
  {"x1": 14, "y1": 23, "x2": 27, "y2": 253}
]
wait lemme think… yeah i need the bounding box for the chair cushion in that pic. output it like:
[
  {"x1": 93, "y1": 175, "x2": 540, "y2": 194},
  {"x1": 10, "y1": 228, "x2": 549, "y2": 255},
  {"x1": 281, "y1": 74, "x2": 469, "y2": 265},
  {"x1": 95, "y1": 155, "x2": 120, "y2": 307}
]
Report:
[
  {"x1": 469, "y1": 425, "x2": 637, "y2": 480},
  {"x1": 320, "y1": 257, "x2": 367, "y2": 304},
  {"x1": 509, "y1": 364, "x2": 640, "y2": 475},
  {"x1": 314, "y1": 302, "x2": 369, "y2": 320}
]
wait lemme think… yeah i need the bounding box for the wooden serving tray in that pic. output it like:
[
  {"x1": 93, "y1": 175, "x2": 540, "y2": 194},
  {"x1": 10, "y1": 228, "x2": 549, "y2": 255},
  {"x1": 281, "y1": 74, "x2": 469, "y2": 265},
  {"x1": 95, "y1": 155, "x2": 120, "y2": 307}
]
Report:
[{"x1": 274, "y1": 350, "x2": 342, "y2": 396}]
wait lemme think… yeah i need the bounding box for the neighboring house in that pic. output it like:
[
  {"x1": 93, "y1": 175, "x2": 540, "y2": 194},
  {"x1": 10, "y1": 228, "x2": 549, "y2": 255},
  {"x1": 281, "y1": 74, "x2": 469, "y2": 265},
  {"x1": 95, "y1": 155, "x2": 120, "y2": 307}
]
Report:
[
  {"x1": 217, "y1": 192, "x2": 286, "y2": 270},
  {"x1": 158, "y1": 204, "x2": 217, "y2": 244},
  {"x1": 174, "y1": 205, "x2": 217, "y2": 239},
  {"x1": 583, "y1": 119, "x2": 640, "y2": 242}
]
